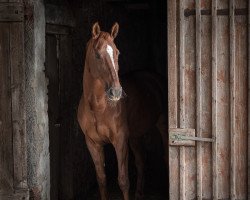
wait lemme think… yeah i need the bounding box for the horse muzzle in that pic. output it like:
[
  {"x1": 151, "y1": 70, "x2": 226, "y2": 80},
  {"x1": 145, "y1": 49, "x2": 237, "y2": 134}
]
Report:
[{"x1": 106, "y1": 87, "x2": 123, "y2": 101}]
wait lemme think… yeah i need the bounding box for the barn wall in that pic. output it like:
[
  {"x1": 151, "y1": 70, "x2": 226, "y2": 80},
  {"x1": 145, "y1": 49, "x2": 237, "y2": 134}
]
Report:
[
  {"x1": 168, "y1": 0, "x2": 249, "y2": 199},
  {"x1": 24, "y1": 0, "x2": 50, "y2": 199}
]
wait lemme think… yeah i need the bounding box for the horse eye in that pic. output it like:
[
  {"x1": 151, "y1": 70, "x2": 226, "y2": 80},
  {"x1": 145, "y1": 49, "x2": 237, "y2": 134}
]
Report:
[{"x1": 95, "y1": 52, "x2": 101, "y2": 59}]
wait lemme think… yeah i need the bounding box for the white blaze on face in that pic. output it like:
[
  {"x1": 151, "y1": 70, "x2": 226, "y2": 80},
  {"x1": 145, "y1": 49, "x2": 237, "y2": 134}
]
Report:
[{"x1": 106, "y1": 45, "x2": 117, "y2": 75}]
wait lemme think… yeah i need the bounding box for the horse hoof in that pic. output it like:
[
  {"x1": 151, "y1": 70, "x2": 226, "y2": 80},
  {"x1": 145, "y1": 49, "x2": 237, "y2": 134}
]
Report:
[{"x1": 135, "y1": 192, "x2": 144, "y2": 200}]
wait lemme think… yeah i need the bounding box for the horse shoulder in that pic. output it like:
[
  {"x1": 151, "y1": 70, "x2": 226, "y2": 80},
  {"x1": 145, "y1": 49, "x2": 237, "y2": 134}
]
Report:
[{"x1": 77, "y1": 97, "x2": 89, "y2": 132}]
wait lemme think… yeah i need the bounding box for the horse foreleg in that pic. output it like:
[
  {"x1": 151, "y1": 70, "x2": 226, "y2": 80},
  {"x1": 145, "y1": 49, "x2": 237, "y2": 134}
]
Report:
[
  {"x1": 114, "y1": 137, "x2": 130, "y2": 200},
  {"x1": 86, "y1": 137, "x2": 108, "y2": 200},
  {"x1": 129, "y1": 138, "x2": 145, "y2": 200}
]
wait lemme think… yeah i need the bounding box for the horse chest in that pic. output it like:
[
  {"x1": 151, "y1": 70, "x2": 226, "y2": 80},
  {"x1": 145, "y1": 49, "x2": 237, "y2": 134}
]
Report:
[{"x1": 86, "y1": 111, "x2": 116, "y2": 142}]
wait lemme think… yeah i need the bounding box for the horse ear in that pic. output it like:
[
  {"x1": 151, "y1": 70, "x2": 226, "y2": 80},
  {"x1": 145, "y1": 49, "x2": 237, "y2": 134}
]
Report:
[
  {"x1": 92, "y1": 22, "x2": 101, "y2": 39},
  {"x1": 110, "y1": 22, "x2": 119, "y2": 39}
]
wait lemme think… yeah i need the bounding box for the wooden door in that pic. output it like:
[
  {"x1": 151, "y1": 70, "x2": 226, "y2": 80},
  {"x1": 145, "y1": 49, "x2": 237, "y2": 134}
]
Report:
[
  {"x1": 45, "y1": 24, "x2": 73, "y2": 200},
  {"x1": 0, "y1": 2, "x2": 28, "y2": 199},
  {"x1": 168, "y1": 0, "x2": 249, "y2": 199}
]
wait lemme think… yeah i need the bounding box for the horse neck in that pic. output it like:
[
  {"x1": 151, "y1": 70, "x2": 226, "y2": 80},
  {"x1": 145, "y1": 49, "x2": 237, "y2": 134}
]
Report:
[{"x1": 83, "y1": 63, "x2": 106, "y2": 103}]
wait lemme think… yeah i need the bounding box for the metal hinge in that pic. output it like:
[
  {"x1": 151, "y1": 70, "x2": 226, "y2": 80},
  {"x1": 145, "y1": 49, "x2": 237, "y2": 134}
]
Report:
[{"x1": 169, "y1": 128, "x2": 214, "y2": 146}]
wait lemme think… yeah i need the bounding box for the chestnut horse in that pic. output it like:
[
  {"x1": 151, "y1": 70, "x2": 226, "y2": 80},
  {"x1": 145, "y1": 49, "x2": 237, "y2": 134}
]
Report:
[{"x1": 77, "y1": 22, "x2": 167, "y2": 200}]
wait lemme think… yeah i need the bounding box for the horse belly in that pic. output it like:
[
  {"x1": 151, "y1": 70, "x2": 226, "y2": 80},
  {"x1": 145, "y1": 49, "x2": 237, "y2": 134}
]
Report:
[
  {"x1": 124, "y1": 72, "x2": 164, "y2": 137},
  {"x1": 128, "y1": 99, "x2": 160, "y2": 137}
]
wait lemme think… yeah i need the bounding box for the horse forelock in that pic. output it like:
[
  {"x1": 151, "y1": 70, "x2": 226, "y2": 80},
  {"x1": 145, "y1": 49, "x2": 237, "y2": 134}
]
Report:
[{"x1": 91, "y1": 32, "x2": 113, "y2": 50}]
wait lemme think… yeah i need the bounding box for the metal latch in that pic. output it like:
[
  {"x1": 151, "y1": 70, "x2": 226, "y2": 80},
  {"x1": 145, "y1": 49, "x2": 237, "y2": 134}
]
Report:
[
  {"x1": 169, "y1": 128, "x2": 214, "y2": 146},
  {"x1": 54, "y1": 123, "x2": 61, "y2": 128},
  {"x1": 171, "y1": 134, "x2": 214, "y2": 142}
]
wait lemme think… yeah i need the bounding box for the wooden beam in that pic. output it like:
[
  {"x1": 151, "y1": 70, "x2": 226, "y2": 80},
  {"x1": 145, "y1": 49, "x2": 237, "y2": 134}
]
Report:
[
  {"x1": 184, "y1": 8, "x2": 248, "y2": 17},
  {"x1": 46, "y1": 24, "x2": 72, "y2": 35},
  {"x1": 229, "y1": 0, "x2": 236, "y2": 199},
  {"x1": 212, "y1": 0, "x2": 218, "y2": 199},
  {"x1": 168, "y1": 0, "x2": 178, "y2": 129},
  {"x1": 195, "y1": 0, "x2": 202, "y2": 199},
  {"x1": 168, "y1": 0, "x2": 179, "y2": 199},
  {"x1": 179, "y1": 0, "x2": 186, "y2": 199},
  {"x1": 10, "y1": 22, "x2": 28, "y2": 189},
  {"x1": 0, "y1": 3, "x2": 23, "y2": 22}
]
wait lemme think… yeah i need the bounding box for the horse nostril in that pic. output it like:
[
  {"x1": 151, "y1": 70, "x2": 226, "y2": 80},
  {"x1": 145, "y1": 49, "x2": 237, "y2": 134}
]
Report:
[
  {"x1": 117, "y1": 88, "x2": 122, "y2": 97},
  {"x1": 107, "y1": 87, "x2": 122, "y2": 100},
  {"x1": 110, "y1": 89, "x2": 115, "y2": 97}
]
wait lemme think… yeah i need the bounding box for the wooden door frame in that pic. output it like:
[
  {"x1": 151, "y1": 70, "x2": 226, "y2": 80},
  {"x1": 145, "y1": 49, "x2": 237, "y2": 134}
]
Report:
[
  {"x1": 0, "y1": 2, "x2": 28, "y2": 199},
  {"x1": 167, "y1": 0, "x2": 250, "y2": 199}
]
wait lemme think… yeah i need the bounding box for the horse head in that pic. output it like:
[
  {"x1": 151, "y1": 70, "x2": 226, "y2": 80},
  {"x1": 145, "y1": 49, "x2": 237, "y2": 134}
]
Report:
[{"x1": 86, "y1": 22, "x2": 123, "y2": 102}]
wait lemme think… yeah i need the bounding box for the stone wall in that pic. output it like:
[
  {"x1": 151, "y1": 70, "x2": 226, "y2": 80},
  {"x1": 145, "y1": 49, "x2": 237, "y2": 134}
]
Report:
[{"x1": 24, "y1": 0, "x2": 50, "y2": 199}]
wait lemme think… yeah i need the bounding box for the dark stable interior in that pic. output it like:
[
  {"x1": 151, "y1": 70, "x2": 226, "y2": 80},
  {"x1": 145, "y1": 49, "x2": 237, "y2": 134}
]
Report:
[{"x1": 45, "y1": 0, "x2": 168, "y2": 199}]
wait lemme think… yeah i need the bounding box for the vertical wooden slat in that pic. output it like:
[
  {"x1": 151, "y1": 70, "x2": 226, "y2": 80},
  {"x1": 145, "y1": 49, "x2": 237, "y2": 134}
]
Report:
[
  {"x1": 10, "y1": 22, "x2": 27, "y2": 189},
  {"x1": 168, "y1": 0, "x2": 178, "y2": 129},
  {"x1": 234, "y1": 1, "x2": 248, "y2": 196},
  {"x1": 229, "y1": 0, "x2": 236, "y2": 199},
  {"x1": 195, "y1": 0, "x2": 202, "y2": 199},
  {"x1": 168, "y1": 0, "x2": 180, "y2": 198},
  {"x1": 179, "y1": 0, "x2": 185, "y2": 199},
  {"x1": 200, "y1": 12, "x2": 213, "y2": 199},
  {"x1": 248, "y1": 0, "x2": 250, "y2": 199},
  {"x1": 0, "y1": 23, "x2": 13, "y2": 192},
  {"x1": 180, "y1": 146, "x2": 185, "y2": 200},
  {"x1": 212, "y1": 0, "x2": 218, "y2": 199}
]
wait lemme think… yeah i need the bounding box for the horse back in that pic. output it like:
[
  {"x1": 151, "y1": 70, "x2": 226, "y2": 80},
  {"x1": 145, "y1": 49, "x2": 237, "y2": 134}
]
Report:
[{"x1": 122, "y1": 71, "x2": 166, "y2": 138}]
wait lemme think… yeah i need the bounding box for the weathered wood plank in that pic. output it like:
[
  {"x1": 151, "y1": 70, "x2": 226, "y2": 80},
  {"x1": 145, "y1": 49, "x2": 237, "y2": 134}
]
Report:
[
  {"x1": 217, "y1": 1, "x2": 231, "y2": 198},
  {"x1": 168, "y1": 0, "x2": 178, "y2": 130},
  {"x1": 201, "y1": 13, "x2": 213, "y2": 199},
  {"x1": 234, "y1": 14, "x2": 248, "y2": 199},
  {"x1": 0, "y1": 188, "x2": 29, "y2": 200},
  {"x1": 184, "y1": 1, "x2": 197, "y2": 199},
  {"x1": 212, "y1": 0, "x2": 218, "y2": 199},
  {"x1": 168, "y1": 0, "x2": 179, "y2": 198},
  {"x1": 179, "y1": 0, "x2": 186, "y2": 199},
  {"x1": 0, "y1": 3, "x2": 23, "y2": 22},
  {"x1": 0, "y1": 23, "x2": 13, "y2": 192},
  {"x1": 229, "y1": 0, "x2": 236, "y2": 199},
  {"x1": 184, "y1": 8, "x2": 248, "y2": 17},
  {"x1": 180, "y1": 146, "x2": 185, "y2": 200},
  {"x1": 235, "y1": 0, "x2": 247, "y2": 9},
  {"x1": 10, "y1": 22, "x2": 27, "y2": 190},
  {"x1": 195, "y1": 0, "x2": 202, "y2": 199}
]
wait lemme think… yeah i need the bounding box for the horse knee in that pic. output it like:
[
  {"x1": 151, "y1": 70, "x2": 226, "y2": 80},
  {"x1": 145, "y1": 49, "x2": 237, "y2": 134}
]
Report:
[
  {"x1": 118, "y1": 175, "x2": 129, "y2": 191},
  {"x1": 97, "y1": 174, "x2": 107, "y2": 187}
]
